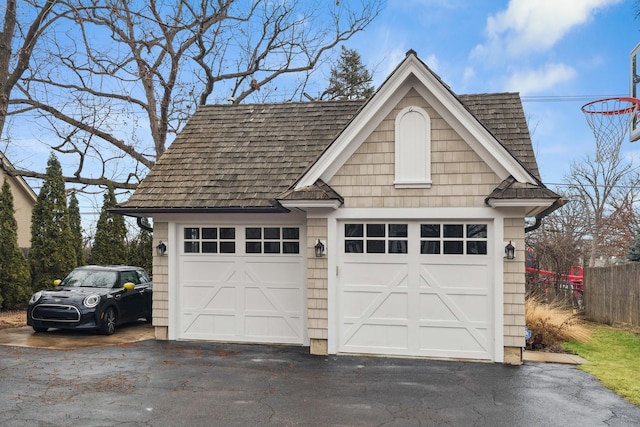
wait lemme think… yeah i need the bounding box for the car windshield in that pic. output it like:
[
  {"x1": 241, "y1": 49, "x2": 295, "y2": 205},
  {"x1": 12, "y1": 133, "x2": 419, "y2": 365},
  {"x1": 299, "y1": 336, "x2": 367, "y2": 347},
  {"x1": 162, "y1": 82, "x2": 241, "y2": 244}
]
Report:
[{"x1": 60, "y1": 270, "x2": 118, "y2": 288}]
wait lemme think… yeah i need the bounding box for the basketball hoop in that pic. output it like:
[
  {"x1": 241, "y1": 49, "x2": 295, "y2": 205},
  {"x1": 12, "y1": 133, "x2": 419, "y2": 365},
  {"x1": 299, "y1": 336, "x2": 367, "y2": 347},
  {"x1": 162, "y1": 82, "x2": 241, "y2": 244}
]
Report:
[{"x1": 581, "y1": 97, "x2": 640, "y2": 161}]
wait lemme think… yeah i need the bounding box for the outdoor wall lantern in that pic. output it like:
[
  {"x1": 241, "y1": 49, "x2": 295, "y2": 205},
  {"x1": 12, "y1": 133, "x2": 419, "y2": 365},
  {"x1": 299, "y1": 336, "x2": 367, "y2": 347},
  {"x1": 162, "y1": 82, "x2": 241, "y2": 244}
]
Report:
[
  {"x1": 156, "y1": 241, "x2": 167, "y2": 257},
  {"x1": 504, "y1": 241, "x2": 515, "y2": 260},
  {"x1": 314, "y1": 239, "x2": 326, "y2": 257}
]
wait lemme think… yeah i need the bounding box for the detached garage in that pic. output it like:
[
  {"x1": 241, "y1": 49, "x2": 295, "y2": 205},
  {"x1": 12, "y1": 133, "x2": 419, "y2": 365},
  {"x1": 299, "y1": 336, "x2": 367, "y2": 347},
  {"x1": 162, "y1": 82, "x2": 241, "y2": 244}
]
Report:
[{"x1": 116, "y1": 51, "x2": 562, "y2": 364}]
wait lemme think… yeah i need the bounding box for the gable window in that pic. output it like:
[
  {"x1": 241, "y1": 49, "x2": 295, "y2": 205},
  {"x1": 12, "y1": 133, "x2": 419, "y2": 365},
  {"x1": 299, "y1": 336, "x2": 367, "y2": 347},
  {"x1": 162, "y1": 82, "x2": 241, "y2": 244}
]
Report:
[{"x1": 394, "y1": 106, "x2": 431, "y2": 188}]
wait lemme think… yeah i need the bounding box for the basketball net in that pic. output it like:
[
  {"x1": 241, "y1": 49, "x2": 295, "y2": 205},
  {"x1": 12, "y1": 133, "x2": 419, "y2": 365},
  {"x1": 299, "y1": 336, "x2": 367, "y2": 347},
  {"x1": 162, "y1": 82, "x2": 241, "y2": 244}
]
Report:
[{"x1": 582, "y1": 97, "x2": 640, "y2": 162}]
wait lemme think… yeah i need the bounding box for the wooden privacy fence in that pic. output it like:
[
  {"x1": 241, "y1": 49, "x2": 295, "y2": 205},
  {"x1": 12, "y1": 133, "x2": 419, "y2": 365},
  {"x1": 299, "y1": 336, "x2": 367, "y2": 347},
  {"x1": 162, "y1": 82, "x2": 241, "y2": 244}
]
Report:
[{"x1": 585, "y1": 264, "x2": 640, "y2": 327}]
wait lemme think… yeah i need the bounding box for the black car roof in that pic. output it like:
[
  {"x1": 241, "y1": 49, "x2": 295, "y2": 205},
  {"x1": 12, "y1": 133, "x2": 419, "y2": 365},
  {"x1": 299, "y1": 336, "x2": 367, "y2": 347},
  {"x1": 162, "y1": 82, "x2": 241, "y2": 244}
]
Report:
[{"x1": 72, "y1": 265, "x2": 146, "y2": 272}]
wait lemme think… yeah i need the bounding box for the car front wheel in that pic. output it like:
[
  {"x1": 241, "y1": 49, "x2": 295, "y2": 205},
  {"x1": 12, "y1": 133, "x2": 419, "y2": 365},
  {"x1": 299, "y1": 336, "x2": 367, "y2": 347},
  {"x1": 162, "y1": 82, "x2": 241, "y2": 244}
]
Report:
[
  {"x1": 32, "y1": 326, "x2": 48, "y2": 333},
  {"x1": 98, "y1": 307, "x2": 117, "y2": 335}
]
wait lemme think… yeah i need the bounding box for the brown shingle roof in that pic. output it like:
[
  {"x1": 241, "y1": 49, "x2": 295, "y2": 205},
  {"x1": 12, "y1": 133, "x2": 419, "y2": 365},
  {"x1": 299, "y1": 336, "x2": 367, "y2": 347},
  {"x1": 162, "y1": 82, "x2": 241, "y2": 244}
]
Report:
[
  {"x1": 485, "y1": 176, "x2": 560, "y2": 201},
  {"x1": 277, "y1": 179, "x2": 344, "y2": 202},
  {"x1": 120, "y1": 101, "x2": 362, "y2": 210},
  {"x1": 458, "y1": 93, "x2": 541, "y2": 180},
  {"x1": 119, "y1": 94, "x2": 551, "y2": 211}
]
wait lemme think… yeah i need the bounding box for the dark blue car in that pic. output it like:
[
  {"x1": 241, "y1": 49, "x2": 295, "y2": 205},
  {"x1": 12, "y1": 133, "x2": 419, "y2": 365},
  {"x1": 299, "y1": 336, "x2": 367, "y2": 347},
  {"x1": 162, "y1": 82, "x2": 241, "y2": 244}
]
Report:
[{"x1": 27, "y1": 265, "x2": 153, "y2": 335}]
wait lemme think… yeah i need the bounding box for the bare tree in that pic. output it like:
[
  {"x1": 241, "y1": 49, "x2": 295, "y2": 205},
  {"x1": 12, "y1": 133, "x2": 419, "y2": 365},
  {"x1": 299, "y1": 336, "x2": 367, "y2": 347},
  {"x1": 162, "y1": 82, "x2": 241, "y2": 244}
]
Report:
[
  {"x1": 0, "y1": 0, "x2": 61, "y2": 147},
  {"x1": 564, "y1": 154, "x2": 640, "y2": 266},
  {"x1": 1, "y1": 0, "x2": 383, "y2": 191},
  {"x1": 526, "y1": 187, "x2": 587, "y2": 274}
]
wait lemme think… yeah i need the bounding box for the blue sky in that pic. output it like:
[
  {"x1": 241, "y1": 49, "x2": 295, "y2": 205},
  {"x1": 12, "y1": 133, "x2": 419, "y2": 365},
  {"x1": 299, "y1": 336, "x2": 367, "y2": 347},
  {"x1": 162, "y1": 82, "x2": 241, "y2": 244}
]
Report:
[{"x1": 342, "y1": 0, "x2": 639, "y2": 189}]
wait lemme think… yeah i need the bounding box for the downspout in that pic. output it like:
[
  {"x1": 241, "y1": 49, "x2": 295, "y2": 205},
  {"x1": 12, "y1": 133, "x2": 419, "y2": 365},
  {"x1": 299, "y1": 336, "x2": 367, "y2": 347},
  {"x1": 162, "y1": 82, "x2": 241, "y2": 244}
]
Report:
[
  {"x1": 137, "y1": 217, "x2": 153, "y2": 232},
  {"x1": 524, "y1": 198, "x2": 565, "y2": 233}
]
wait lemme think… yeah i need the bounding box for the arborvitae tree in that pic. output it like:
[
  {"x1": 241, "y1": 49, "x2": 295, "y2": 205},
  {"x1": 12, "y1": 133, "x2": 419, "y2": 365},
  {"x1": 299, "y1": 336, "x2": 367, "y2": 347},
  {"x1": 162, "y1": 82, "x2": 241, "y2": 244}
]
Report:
[
  {"x1": 128, "y1": 218, "x2": 153, "y2": 274},
  {"x1": 628, "y1": 228, "x2": 640, "y2": 261},
  {"x1": 89, "y1": 185, "x2": 128, "y2": 265},
  {"x1": 30, "y1": 153, "x2": 76, "y2": 290},
  {"x1": 323, "y1": 46, "x2": 374, "y2": 101},
  {"x1": 68, "y1": 191, "x2": 85, "y2": 266},
  {"x1": 0, "y1": 179, "x2": 32, "y2": 308}
]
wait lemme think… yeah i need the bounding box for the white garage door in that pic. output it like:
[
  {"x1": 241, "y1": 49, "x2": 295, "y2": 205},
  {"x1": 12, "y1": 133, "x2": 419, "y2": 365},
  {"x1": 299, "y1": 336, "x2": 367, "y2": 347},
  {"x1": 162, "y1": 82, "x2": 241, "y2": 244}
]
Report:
[
  {"x1": 337, "y1": 221, "x2": 493, "y2": 360},
  {"x1": 178, "y1": 225, "x2": 305, "y2": 344}
]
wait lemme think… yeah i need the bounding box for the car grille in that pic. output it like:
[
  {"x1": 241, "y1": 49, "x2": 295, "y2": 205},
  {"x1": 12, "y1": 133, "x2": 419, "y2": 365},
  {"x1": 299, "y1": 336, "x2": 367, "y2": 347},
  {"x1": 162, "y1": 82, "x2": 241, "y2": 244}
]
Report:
[{"x1": 32, "y1": 304, "x2": 81, "y2": 322}]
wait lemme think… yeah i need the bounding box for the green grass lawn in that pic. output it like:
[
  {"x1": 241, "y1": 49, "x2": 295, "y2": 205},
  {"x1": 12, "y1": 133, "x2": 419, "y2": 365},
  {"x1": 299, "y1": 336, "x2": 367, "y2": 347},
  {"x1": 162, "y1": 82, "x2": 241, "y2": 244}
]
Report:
[{"x1": 563, "y1": 324, "x2": 640, "y2": 406}]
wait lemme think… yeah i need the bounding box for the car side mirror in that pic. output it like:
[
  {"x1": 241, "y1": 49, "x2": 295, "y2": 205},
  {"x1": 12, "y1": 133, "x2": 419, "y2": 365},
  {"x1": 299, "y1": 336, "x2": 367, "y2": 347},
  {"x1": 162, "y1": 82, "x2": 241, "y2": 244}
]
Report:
[
  {"x1": 53, "y1": 280, "x2": 61, "y2": 287},
  {"x1": 123, "y1": 282, "x2": 135, "y2": 291}
]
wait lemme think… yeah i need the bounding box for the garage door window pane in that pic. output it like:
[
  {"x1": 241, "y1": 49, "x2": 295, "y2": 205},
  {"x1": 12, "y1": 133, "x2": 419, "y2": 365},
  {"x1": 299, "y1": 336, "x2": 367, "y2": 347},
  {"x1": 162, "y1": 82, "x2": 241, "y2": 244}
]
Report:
[
  {"x1": 388, "y1": 224, "x2": 407, "y2": 237},
  {"x1": 345, "y1": 224, "x2": 363, "y2": 237},
  {"x1": 202, "y1": 228, "x2": 217, "y2": 239},
  {"x1": 467, "y1": 241, "x2": 487, "y2": 255},
  {"x1": 246, "y1": 228, "x2": 261, "y2": 239},
  {"x1": 246, "y1": 242, "x2": 261, "y2": 253},
  {"x1": 264, "y1": 242, "x2": 280, "y2": 253},
  {"x1": 264, "y1": 228, "x2": 280, "y2": 239},
  {"x1": 184, "y1": 228, "x2": 199, "y2": 240},
  {"x1": 202, "y1": 242, "x2": 217, "y2": 253},
  {"x1": 389, "y1": 240, "x2": 407, "y2": 254},
  {"x1": 220, "y1": 228, "x2": 235, "y2": 239},
  {"x1": 184, "y1": 241, "x2": 199, "y2": 253},
  {"x1": 444, "y1": 224, "x2": 463, "y2": 238},
  {"x1": 444, "y1": 241, "x2": 463, "y2": 254},
  {"x1": 220, "y1": 242, "x2": 235, "y2": 253},
  {"x1": 421, "y1": 241, "x2": 440, "y2": 254},
  {"x1": 367, "y1": 224, "x2": 385, "y2": 237},
  {"x1": 421, "y1": 224, "x2": 440, "y2": 238},
  {"x1": 346, "y1": 240, "x2": 363, "y2": 253},
  {"x1": 283, "y1": 242, "x2": 299, "y2": 254},
  {"x1": 367, "y1": 240, "x2": 385, "y2": 253},
  {"x1": 283, "y1": 228, "x2": 299, "y2": 239},
  {"x1": 467, "y1": 224, "x2": 487, "y2": 239}
]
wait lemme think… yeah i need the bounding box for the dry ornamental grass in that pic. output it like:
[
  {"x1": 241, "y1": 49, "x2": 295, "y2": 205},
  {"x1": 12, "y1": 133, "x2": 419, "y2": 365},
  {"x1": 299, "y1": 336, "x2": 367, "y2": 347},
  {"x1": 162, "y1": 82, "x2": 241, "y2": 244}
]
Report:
[{"x1": 525, "y1": 298, "x2": 591, "y2": 351}]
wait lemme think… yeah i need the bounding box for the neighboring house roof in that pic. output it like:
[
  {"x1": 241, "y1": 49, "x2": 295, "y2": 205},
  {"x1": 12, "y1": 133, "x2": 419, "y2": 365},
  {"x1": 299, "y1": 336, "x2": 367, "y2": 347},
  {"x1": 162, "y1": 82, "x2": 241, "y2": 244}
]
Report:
[
  {"x1": 118, "y1": 52, "x2": 561, "y2": 216},
  {"x1": 0, "y1": 151, "x2": 38, "y2": 204}
]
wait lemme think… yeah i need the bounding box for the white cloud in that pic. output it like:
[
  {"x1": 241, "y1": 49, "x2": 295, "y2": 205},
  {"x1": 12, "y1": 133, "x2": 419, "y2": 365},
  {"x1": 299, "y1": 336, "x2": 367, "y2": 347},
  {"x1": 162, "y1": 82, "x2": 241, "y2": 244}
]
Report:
[
  {"x1": 503, "y1": 63, "x2": 577, "y2": 94},
  {"x1": 472, "y1": 0, "x2": 623, "y2": 59},
  {"x1": 462, "y1": 67, "x2": 475, "y2": 84},
  {"x1": 423, "y1": 54, "x2": 439, "y2": 72}
]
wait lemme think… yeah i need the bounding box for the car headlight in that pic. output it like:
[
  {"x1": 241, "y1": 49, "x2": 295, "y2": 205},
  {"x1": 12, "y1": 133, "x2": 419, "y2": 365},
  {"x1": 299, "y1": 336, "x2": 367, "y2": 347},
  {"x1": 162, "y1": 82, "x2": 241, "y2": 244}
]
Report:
[
  {"x1": 29, "y1": 291, "x2": 43, "y2": 305},
  {"x1": 83, "y1": 294, "x2": 101, "y2": 308}
]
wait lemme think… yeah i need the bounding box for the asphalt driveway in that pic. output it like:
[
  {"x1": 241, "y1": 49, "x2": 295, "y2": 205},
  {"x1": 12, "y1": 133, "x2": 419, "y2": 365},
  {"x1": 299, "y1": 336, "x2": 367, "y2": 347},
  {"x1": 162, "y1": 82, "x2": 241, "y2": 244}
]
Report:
[{"x1": 1, "y1": 334, "x2": 639, "y2": 426}]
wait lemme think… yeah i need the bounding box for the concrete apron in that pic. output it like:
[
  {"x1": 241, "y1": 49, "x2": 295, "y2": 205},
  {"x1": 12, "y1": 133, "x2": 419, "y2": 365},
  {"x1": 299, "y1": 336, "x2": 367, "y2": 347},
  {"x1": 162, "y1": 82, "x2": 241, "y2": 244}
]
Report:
[
  {"x1": 0, "y1": 322, "x2": 154, "y2": 349},
  {"x1": 523, "y1": 350, "x2": 589, "y2": 365}
]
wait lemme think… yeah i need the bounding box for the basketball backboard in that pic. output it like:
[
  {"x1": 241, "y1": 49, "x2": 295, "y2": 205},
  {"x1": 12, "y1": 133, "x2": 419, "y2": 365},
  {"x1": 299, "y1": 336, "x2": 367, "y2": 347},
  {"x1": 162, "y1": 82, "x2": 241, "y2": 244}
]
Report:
[{"x1": 630, "y1": 42, "x2": 640, "y2": 141}]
